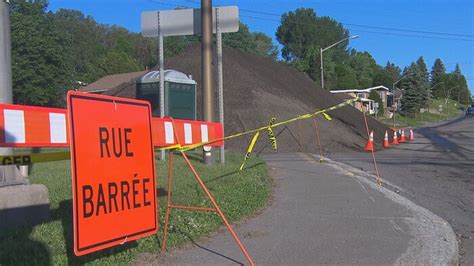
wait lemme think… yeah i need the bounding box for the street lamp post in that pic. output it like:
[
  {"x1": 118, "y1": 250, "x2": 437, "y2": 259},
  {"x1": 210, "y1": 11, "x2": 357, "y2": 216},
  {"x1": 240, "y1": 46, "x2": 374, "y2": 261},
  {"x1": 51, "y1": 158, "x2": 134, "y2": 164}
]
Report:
[{"x1": 320, "y1": 35, "x2": 358, "y2": 89}]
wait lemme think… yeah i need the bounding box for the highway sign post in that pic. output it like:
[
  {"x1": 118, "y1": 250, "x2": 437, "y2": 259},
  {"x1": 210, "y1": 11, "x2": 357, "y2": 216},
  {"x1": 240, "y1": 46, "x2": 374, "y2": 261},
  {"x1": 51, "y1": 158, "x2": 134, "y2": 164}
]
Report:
[
  {"x1": 67, "y1": 91, "x2": 157, "y2": 256},
  {"x1": 141, "y1": 6, "x2": 239, "y2": 164}
]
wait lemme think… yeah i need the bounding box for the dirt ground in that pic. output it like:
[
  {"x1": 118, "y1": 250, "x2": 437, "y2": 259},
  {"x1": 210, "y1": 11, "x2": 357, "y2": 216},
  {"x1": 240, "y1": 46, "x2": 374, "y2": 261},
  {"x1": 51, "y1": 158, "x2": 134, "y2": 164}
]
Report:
[{"x1": 105, "y1": 45, "x2": 389, "y2": 154}]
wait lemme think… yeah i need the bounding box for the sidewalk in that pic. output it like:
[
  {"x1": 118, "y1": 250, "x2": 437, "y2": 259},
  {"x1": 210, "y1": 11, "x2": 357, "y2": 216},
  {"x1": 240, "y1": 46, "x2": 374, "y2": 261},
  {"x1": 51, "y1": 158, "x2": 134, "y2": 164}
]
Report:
[{"x1": 135, "y1": 153, "x2": 457, "y2": 265}]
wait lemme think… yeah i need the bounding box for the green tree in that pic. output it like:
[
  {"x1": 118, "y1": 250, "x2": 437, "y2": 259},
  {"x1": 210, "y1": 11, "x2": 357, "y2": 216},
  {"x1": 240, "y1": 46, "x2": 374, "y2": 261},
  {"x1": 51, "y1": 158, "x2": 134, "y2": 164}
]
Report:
[
  {"x1": 400, "y1": 63, "x2": 425, "y2": 115},
  {"x1": 334, "y1": 64, "x2": 358, "y2": 89},
  {"x1": 441, "y1": 65, "x2": 470, "y2": 104},
  {"x1": 223, "y1": 23, "x2": 278, "y2": 60},
  {"x1": 348, "y1": 51, "x2": 379, "y2": 88},
  {"x1": 384, "y1": 61, "x2": 401, "y2": 82},
  {"x1": 369, "y1": 90, "x2": 384, "y2": 116},
  {"x1": 416, "y1": 56, "x2": 430, "y2": 107},
  {"x1": 276, "y1": 8, "x2": 349, "y2": 83},
  {"x1": 430, "y1": 58, "x2": 445, "y2": 88},
  {"x1": 372, "y1": 68, "x2": 394, "y2": 89},
  {"x1": 253, "y1": 32, "x2": 278, "y2": 60},
  {"x1": 11, "y1": 0, "x2": 72, "y2": 106}
]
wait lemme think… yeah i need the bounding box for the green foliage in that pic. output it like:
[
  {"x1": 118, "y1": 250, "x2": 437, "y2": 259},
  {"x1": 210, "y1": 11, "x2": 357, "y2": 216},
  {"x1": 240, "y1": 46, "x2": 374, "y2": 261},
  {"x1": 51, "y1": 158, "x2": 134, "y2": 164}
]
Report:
[
  {"x1": 276, "y1": 8, "x2": 349, "y2": 85},
  {"x1": 11, "y1": 0, "x2": 72, "y2": 107},
  {"x1": 415, "y1": 56, "x2": 430, "y2": 107},
  {"x1": 252, "y1": 32, "x2": 278, "y2": 60},
  {"x1": 334, "y1": 64, "x2": 358, "y2": 89},
  {"x1": 372, "y1": 68, "x2": 394, "y2": 88},
  {"x1": 384, "y1": 61, "x2": 401, "y2": 81},
  {"x1": 439, "y1": 69, "x2": 471, "y2": 104},
  {"x1": 430, "y1": 58, "x2": 445, "y2": 87},
  {"x1": 223, "y1": 23, "x2": 278, "y2": 60},
  {"x1": 369, "y1": 90, "x2": 384, "y2": 116},
  {"x1": 348, "y1": 51, "x2": 379, "y2": 88},
  {"x1": 400, "y1": 63, "x2": 426, "y2": 115}
]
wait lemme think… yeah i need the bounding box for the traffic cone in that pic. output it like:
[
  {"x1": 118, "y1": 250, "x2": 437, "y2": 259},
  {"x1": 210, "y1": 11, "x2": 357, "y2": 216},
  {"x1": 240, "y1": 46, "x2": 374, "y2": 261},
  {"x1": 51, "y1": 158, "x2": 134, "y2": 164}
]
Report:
[
  {"x1": 365, "y1": 130, "x2": 374, "y2": 152},
  {"x1": 392, "y1": 130, "x2": 399, "y2": 145},
  {"x1": 399, "y1": 129, "x2": 406, "y2": 143},
  {"x1": 383, "y1": 130, "x2": 390, "y2": 148},
  {"x1": 409, "y1": 128, "x2": 414, "y2": 141}
]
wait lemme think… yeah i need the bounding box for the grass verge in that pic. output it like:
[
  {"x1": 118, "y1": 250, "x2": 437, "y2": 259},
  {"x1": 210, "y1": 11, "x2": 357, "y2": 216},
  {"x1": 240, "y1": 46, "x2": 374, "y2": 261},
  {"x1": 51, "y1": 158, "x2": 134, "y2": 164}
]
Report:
[
  {"x1": 0, "y1": 151, "x2": 270, "y2": 265},
  {"x1": 378, "y1": 98, "x2": 466, "y2": 128}
]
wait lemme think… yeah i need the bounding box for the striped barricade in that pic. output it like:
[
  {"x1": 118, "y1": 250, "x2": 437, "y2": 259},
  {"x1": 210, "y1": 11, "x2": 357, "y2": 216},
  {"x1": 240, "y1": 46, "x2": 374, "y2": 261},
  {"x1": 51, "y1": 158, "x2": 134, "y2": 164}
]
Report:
[{"x1": 0, "y1": 103, "x2": 223, "y2": 148}]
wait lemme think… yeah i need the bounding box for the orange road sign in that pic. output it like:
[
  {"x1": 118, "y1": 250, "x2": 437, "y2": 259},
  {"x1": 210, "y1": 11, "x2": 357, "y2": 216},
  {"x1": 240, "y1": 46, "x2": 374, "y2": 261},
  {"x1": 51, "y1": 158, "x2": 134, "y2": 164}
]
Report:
[{"x1": 67, "y1": 91, "x2": 158, "y2": 256}]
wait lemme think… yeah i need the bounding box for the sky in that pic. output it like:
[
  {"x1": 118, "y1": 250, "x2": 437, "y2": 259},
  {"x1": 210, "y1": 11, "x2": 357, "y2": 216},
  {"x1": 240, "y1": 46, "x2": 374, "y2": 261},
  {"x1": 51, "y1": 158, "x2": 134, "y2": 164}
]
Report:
[{"x1": 48, "y1": 0, "x2": 474, "y2": 93}]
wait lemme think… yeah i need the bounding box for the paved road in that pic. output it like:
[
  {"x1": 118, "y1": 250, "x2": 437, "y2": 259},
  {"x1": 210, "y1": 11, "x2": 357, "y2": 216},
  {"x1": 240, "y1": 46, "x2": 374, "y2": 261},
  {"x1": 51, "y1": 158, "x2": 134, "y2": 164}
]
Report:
[
  {"x1": 329, "y1": 115, "x2": 474, "y2": 265},
  {"x1": 135, "y1": 153, "x2": 456, "y2": 265}
]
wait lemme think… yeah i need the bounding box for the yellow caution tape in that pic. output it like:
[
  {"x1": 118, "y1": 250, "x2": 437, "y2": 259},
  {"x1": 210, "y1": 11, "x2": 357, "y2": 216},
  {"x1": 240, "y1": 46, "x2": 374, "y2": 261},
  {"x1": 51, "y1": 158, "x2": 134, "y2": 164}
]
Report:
[
  {"x1": 0, "y1": 151, "x2": 70, "y2": 165},
  {"x1": 176, "y1": 98, "x2": 358, "y2": 152},
  {"x1": 239, "y1": 131, "x2": 260, "y2": 171},
  {"x1": 0, "y1": 99, "x2": 356, "y2": 165},
  {"x1": 267, "y1": 117, "x2": 277, "y2": 151},
  {"x1": 322, "y1": 112, "x2": 332, "y2": 121}
]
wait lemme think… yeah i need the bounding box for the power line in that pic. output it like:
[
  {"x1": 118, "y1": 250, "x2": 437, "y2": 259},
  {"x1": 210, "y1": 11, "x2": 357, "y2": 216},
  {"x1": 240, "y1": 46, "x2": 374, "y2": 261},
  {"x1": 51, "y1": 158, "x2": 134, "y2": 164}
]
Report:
[
  {"x1": 239, "y1": 14, "x2": 474, "y2": 42},
  {"x1": 238, "y1": 8, "x2": 474, "y2": 38},
  {"x1": 148, "y1": 0, "x2": 474, "y2": 42}
]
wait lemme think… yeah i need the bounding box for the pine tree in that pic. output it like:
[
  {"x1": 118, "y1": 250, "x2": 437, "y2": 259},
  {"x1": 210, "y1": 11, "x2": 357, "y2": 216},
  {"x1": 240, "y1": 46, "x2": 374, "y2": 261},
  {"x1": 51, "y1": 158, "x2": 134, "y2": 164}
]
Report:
[
  {"x1": 400, "y1": 63, "x2": 424, "y2": 115},
  {"x1": 416, "y1": 57, "x2": 430, "y2": 107},
  {"x1": 454, "y1": 63, "x2": 462, "y2": 75},
  {"x1": 430, "y1": 58, "x2": 446, "y2": 96}
]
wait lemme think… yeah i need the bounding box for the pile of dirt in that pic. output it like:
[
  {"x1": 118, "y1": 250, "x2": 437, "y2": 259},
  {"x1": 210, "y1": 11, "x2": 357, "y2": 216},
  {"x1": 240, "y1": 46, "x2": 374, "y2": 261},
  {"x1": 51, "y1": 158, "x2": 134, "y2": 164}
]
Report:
[{"x1": 105, "y1": 45, "x2": 389, "y2": 154}]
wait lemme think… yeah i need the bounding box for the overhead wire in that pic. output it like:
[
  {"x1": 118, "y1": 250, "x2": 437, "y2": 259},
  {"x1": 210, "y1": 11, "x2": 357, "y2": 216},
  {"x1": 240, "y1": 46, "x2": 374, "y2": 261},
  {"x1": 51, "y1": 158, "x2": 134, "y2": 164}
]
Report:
[{"x1": 153, "y1": 0, "x2": 474, "y2": 39}]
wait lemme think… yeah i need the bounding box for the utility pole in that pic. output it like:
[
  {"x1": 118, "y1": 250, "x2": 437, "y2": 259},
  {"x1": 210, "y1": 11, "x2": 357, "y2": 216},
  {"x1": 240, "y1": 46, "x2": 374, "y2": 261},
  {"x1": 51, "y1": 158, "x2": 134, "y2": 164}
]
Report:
[
  {"x1": 201, "y1": 0, "x2": 214, "y2": 165},
  {"x1": 0, "y1": 0, "x2": 13, "y2": 156}
]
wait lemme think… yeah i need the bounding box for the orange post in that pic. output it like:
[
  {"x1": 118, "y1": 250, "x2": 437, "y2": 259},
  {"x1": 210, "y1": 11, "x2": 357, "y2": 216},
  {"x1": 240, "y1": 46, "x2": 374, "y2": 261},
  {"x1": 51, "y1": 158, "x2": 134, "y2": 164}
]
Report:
[
  {"x1": 362, "y1": 113, "x2": 382, "y2": 186},
  {"x1": 160, "y1": 151, "x2": 255, "y2": 266}
]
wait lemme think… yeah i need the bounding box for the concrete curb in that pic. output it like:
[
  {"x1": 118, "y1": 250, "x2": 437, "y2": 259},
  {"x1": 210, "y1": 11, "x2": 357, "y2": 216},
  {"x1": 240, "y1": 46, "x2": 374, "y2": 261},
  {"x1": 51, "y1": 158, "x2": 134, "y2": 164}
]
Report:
[{"x1": 314, "y1": 155, "x2": 459, "y2": 265}]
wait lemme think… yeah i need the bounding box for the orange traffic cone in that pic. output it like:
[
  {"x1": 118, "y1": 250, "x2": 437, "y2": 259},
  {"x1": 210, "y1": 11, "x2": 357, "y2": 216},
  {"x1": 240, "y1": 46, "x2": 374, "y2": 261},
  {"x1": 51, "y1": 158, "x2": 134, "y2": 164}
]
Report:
[
  {"x1": 409, "y1": 128, "x2": 414, "y2": 141},
  {"x1": 392, "y1": 130, "x2": 399, "y2": 145},
  {"x1": 383, "y1": 130, "x2": 390, "y2": 148},
  {"x1": 365, "y1": 130, "x2": 374, "y2": 152},
  {"x1": 399, "y1": 129, "x2": 406, "y2": 143}
]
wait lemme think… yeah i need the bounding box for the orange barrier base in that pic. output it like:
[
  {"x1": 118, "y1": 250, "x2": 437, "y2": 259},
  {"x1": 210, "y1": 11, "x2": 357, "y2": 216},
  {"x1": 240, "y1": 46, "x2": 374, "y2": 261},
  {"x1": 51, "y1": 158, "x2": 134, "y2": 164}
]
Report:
[{"x1": 161, "y1": 150, "x2": 255, "y2": 266}]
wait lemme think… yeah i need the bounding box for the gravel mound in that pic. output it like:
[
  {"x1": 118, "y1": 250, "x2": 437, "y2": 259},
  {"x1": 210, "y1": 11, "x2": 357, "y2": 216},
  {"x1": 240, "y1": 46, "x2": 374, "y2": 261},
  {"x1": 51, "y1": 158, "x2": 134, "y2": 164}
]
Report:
[{"x1": 105, "y1": 45, "x2": 389, "y2": 154}]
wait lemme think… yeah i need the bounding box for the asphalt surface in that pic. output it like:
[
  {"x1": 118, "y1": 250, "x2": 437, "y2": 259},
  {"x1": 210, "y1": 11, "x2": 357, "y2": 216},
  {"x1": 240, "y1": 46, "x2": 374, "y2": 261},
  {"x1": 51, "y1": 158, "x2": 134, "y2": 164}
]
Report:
[
  {"x1": 329, "y1": 115, "x2": 474, "y2": 265},
  {"x1": 135, "y1": 153, "x2": 456, "y2": 265}
]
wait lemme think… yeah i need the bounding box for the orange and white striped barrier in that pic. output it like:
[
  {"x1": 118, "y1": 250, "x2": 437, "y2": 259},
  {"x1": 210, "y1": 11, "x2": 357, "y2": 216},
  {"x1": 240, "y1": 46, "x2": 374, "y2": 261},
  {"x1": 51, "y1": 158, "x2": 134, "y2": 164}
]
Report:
[{"x1": 0, "y1": 103, "x2": 223, "y2": 148}]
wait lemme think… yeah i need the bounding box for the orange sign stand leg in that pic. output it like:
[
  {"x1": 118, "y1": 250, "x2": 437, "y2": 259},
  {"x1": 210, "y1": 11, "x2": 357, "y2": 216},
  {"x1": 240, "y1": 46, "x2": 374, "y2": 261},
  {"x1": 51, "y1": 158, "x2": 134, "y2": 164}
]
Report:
[
  {"x1": 161, "y1": 150, "x2": 255, "y2": 266},
  {"x1": 362, "y1": 112, "x2": 382, "y2": 186}
]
